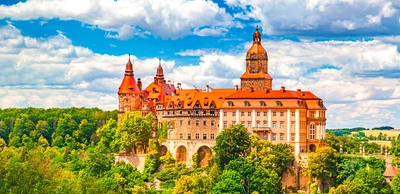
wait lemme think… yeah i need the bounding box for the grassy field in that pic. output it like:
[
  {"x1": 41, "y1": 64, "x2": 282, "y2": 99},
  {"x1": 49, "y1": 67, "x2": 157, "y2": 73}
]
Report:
[
  {"x1": 360, "y1": 130, "x2": 400, "y2": 138},
  {"x1": 368, "y1": 140, "x2": 392, "y2": 147}
]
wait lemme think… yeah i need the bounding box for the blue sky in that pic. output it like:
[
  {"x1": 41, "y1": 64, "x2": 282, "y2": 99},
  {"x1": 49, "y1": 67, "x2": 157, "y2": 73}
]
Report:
[{"x1": 0, "y1": 0, "x2": 399, "y2": 129}]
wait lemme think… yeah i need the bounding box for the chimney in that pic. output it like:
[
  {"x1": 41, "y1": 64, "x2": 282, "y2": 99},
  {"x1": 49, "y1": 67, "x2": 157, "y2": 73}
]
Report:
[
  {"x1": 137, "y1": 78, "x2": 142, "y2": 91},
  {"x1": 235, "y1": 85, "x2": 238, "y2": 91},
  {"x1": 281, "y1": 86, "x2": 286, "y2": 92},
  {"x1": 297, "y1": 89, "x2": 301, "y2": 92},
  {"x1": 266, "y1": 89, "x2": 270, "y2": 93},
  {"x1": 177, "y1": 83, "x2": 182, "y2": 90},
  {"x1": 206, "y1": 84, "x2": 210, "y2": 92},
  {"x1": 250, "y1": 87, "x2": 254, "y2": 92}
]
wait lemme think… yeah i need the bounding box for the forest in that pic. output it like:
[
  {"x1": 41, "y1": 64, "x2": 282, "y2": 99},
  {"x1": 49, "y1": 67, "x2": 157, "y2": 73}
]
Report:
[{"x1": 1, "y1": 107, "x2": 400, "y2": 193}]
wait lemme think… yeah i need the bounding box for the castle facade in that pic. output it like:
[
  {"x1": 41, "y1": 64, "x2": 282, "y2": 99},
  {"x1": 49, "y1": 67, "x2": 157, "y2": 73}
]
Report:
[{"x1": 118, "y1": 28, "x2": 327, "y2": 166}]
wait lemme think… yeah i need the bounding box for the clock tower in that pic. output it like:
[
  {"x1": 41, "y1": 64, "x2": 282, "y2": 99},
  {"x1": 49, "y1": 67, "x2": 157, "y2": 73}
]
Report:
[{"x1": 240, "y1": 27, "x2": 273, "y2": 90}]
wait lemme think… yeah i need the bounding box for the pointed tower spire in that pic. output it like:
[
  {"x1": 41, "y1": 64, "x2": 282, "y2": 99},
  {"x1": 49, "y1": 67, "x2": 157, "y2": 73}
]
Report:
[
  {"x1": 156, "y1": 58, "x2": 164, "y2": 83},
  {"x1": 125, "y1": 55, "x2": 134, "y2": 76},
  {"x1": 118, "y1": 56, "x2": 140, "y2": 94}
]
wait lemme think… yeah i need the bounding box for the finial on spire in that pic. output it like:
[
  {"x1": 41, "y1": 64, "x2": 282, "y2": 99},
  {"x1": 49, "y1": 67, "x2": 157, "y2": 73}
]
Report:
[{"x1": 256, "y1": 25, "x2": 258, "y2": 29}]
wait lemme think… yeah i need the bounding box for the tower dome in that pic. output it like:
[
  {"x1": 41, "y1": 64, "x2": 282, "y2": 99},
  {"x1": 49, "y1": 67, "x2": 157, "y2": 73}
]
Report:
[{"x1": 246, "y1": 27, "x2": 268, "y2": 60}]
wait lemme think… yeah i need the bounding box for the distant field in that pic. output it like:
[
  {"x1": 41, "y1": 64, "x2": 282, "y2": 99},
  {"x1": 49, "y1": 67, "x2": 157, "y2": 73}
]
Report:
[{"x1": 360, "y1": 130, "x2": 400, "y2": 138}]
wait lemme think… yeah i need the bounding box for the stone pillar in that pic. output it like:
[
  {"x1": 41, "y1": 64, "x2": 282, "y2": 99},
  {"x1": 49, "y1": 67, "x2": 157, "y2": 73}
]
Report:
[
  {"x1": 268, "y1": 109, "x2": 272, "y2": 127},
  {"x1": 236, "y1": 109, "x2": 239, "y2": 124},
  {"x1": 295, "y1": 109, "x2": 300, "y2": 156},
  {"x1": 219, "y1": 109, "x2": 223, "y2": 132},
  {"x1": 252, "y1": 109, "x2": 256, "y2": 128},
  {"x1": 286, "y1": 109, "x2": 291, "y2": 143}
]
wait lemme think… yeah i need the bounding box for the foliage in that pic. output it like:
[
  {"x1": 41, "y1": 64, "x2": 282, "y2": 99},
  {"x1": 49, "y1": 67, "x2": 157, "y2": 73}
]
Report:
[
  {"x1": 160, "y1": 151, "x2": 176, "y2": 165},
  {"x1": 117, "y1": 111, "x2": 154, "y2": 153},
  {"x1": 212, "y1": 170, "x2": 243, "y2": 194},
  {"x1": 392, "y1": 174, "x2": 400, "y2": 194},
  {"x1": 306, "y1": 147, "x2": 339, "y2": 188},
  {"x1": 173, "y1": 174, "x2": 211, "y2": 194},
  {"x1": 213, "y1": 124, "x2": 250, "y2": 169},
  {"x1": 157, "y1": 122, "x2": 168, "y2": 139},
  {"x1": 143, "y1": 139, "x2": 161, "y2": 174},
  {"x1": 247, "y1": 134, "x2": 293, "y2": 176}
]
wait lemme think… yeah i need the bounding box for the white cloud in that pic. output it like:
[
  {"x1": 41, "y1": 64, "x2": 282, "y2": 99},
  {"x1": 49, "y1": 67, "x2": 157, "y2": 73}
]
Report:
[
  {"x1": 226, "y1": 0, "x2": 399, "y2": 36},
  {"x1": 0, "y1": 0, "x2": 234, "y2": 39},
  {"x1": 0, "y1": 23, "x2": 399, "y2": 129}
]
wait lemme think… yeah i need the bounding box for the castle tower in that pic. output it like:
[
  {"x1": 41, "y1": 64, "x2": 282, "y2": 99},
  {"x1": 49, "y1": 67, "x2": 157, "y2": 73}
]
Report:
[
  {"x1": 240, "y1": 27, "x2": 273, "y2": 90},
  {"x1": 118, "y1": 57, "x2": 141, "y2": 117},
  {"x1": 156, "y1": 59, "x2": 164, "y2": 84}
]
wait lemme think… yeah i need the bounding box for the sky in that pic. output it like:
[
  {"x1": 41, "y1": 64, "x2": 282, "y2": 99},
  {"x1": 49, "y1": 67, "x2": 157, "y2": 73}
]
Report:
[{"x1": 0, "y1": 0, "x2": 399, "y2": 129}]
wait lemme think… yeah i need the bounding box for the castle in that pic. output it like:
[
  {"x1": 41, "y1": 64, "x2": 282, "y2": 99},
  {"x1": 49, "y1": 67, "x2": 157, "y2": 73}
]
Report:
[{"x1": 117, "y1": 28, "x2": 327, "y2": 167}]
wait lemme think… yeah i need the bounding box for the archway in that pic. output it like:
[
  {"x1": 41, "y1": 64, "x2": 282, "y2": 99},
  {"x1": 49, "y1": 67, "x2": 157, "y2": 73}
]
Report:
[
  {"x1": 197, "y1": 146, "x2": 212, "y2": 167},
  {"x1": 160, "y1": 145, "x2": 168, "y2": 156},
  {"x1": 310, "y1": 144, "x2": 316, "y2": 152},
  {"x1": 176, "y1": 146, "x2": 187, "y2": 162}
]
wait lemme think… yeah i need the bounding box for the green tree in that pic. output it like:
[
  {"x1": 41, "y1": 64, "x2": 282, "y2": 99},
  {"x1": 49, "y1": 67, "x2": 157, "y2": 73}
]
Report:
[
  {"x1": 247, "y1": 135, "x2": 293, "y2": 176},
  {"x1": 306, "y1": 147, "x2": 338, "y2": 190},
  {"x1": 173, "y1": 174, "x2": 212, "y2": 194},
  {"x1": 96, "y1": 119, "x2": 119, "y2": 153},
  {"x1": 393, "y1": 174, "x2": 400, "y2": 194},
  {"x1": 213, "y1": 124, "x2": 250, "y2": 168},
  {"x1": 117, "y1": 111, "x2": 154, "y2": 153},
  {"x1": 212, "y1": 170, "x2": 243, "y2": 194}
]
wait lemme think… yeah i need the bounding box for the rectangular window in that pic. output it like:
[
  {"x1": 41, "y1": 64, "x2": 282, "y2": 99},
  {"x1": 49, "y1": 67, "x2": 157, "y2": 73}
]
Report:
[
  {"x1": 203, "y1": 134, "x2": 207, "y2": 139},
  {"x1": 179, "y1": 133, "x2": 183, "y2": 139},
  {"x1": 291, "y1": 122, "x2": 295, "y2": 129},
  {"x1": 203, "y1": 120, "x2": 207, "y2": 126},
  {"x1": 280, "y1": 122, "x2": 284, "y2": 129},
  {"x1": 196, "y1": 120, "x2": 199, "y2": 126},
  {"x1": 247, "y1": 122, "x2": 251, "y2": 129},
  {"x1": 180, "y1": 120, "x2": 183, "y2": 126},
  {"x1": 232, "y1": 112, "x2": 236, "y2": 116},
  {"x1": 263, "y1": 133, "x2": 267, "y2": 140},
  {"x1": 273, "y1": 112, "x2": 276, "y2": 116},
  {"x1": 256, "y1": 122, "x2": 260, "y2": 128},
  {"x1": 272, "y1": 133, "x2": 276, "y2": 141},
  {"x1": 188, "y1": 120, "x2": 191, "y2": 126},
  {"x1": 264, "y1": 112, "x2": 267, "y2": 116},
  {"x1": 310, "y1": 111, "x2": 315, "y2": 117},
  {"x1": 211, "y1": 120, "x2": 215, "y2": 126},
  {"x1": 291, "y1": 133, "x2": 295, "y2": 141},
  {"x1": 257, "y1": 112, "x2": 260, "y2": 116},
  {"x1": 223, "y1": 122, "x2": 227, "y2": 128},
  {"x1": 248, "y1": 112, "x2": 251, "y2": 116},
  {"x1": 241, "y1": 112, "x2": 245, "y2": 116},
  {"x1": 272, "y1": 122, "x2": 276, "y2": 128},
  {"x1": 210, "y1": 134, "x2": 215, "y2": 139},
  {"x1": 280, "y1": 133, "x2": 284, "y2": 140},
  {"x1": 224, "y1": 112, "x2": 227, "y2": 116},
  {"x1": 263, "y1": 121, "x2": 267, "y2": 128},
  {"x1": 291, "y1": 112, "x2": 295, "y2": 117},
  {"x1": 195, "y1": 133, "x2": 200, "y2": 139},
  {"x1": 280, "y1": 112, "x2": 284, "y2": 117},
  {"x1": 188, "y1": 133, "x2": 191, "y2": 139}
]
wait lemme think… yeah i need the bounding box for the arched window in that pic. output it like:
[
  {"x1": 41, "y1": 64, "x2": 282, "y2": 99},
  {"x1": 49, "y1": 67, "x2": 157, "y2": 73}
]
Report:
[{"x1": 310, "y1": 123, "x2": 315, "y2": 140}]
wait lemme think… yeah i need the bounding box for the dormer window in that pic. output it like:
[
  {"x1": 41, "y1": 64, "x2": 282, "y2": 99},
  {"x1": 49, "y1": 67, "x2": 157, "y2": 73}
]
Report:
[
  {"x1": 318, "y1": 100, "x2": 324, "y2": 108},
  {"x1": 210, "y1": 101, "x2": 216, "y2": 109},
  {"x1": 276, "y1": 101, "x2": 282, "y2": 107},
  {"x1": 168, "y1": 102, "x2": 174, "y2": 109},
  {"x1": 259, "y1": 101, "x2": 265, "y2": 106},
  {"x1": 194, "y1": 100, "x2": 201, "y2": 109},
  {"x1": 227, "y1": 101, "x2": 234, "y2": 107},
  {"x1": 244, "y1": 101, "x2": 250, "y2": 107}
]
